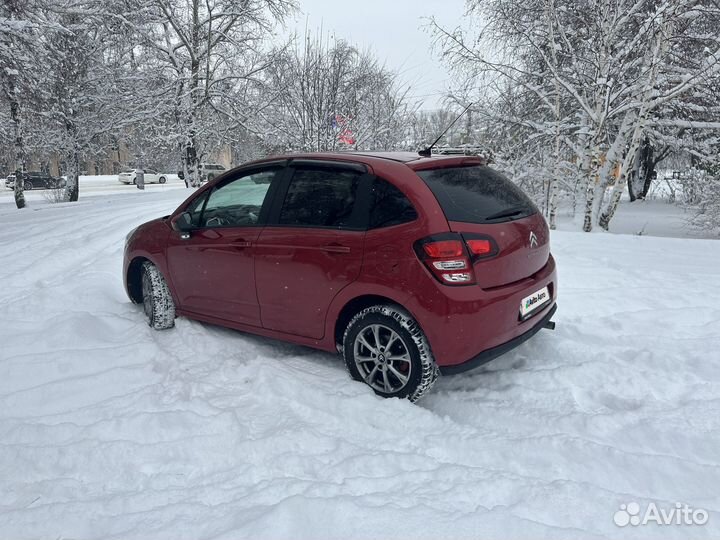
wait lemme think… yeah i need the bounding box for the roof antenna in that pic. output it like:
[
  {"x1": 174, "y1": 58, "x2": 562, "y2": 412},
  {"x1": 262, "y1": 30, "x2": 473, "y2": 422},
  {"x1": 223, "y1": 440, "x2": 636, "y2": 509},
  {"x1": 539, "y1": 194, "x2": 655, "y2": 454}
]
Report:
[{"x1": 418, "y1": 102, "x2": 474, "y2": 157}]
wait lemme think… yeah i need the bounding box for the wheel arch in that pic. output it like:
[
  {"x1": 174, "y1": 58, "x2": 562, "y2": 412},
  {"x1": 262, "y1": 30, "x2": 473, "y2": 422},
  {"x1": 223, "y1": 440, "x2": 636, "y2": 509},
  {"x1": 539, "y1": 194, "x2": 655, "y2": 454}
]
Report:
[
  {"x1": 125, "y1": 255, "x2": 151, "y2": 304},
  {"x1": 332, "y1": 292, "x2": 417, "y2": 348}
]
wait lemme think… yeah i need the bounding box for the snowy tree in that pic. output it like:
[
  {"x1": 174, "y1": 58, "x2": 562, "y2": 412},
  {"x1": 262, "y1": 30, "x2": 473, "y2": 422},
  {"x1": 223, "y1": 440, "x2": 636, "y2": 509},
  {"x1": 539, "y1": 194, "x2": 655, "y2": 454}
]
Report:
[
  {"x1": 115, "y1": 0, "x2": 296, "y2": 187},
  {"x1": 432, "y1": 0, "x2": 720, "y2": 231},
  {"x1": 31, "y1": 1, "x2": 128, "y2": 202},
  {"x1": 0, "y1": 0, "x2": 48, "y2": 209},
  {"x1": 260, "y1": 33, "x2": 412, "y2": 153}
]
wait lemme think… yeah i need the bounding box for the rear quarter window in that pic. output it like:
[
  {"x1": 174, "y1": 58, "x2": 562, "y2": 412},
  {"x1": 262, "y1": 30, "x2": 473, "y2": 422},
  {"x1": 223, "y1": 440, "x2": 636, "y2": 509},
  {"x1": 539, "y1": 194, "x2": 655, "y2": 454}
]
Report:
[
  {"x1": 417, "y1": 165, "x2": 537, "y2": 224},
  {"x1": 368, "y1": 178, "x2": 417, "y2": 229}
]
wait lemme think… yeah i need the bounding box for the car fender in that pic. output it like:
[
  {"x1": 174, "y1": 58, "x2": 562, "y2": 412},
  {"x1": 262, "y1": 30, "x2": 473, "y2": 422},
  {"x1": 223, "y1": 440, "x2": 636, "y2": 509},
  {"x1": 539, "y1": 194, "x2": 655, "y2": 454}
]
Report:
[
  {"x1": 124, "y1": 220, "x2": 177, "y2": 304},
  {"x1": 322, "y1": 281, "x2": 415, "y2": 346}
]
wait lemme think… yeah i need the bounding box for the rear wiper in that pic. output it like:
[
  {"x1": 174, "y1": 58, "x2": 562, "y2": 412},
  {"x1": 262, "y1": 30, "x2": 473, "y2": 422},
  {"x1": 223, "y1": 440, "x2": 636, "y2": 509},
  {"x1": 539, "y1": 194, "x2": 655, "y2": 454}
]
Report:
[{"x1": 484, "y1": 205, "x2": 526, "y2": 221}]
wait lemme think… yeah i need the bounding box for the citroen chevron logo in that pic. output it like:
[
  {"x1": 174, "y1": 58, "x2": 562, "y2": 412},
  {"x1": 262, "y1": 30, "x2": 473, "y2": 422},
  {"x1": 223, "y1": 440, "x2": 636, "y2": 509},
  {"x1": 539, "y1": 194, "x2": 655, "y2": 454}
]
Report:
[{"x1": 529, "y1": 231, "x2": 538, "y2": 248}]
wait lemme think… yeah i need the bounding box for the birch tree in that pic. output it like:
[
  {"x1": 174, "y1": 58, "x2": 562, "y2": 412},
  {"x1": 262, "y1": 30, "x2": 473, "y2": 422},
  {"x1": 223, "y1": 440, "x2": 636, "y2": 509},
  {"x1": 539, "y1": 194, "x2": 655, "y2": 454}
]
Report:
[{"x1": 432, "y1": 0, "x2": 720, "y2": 231}]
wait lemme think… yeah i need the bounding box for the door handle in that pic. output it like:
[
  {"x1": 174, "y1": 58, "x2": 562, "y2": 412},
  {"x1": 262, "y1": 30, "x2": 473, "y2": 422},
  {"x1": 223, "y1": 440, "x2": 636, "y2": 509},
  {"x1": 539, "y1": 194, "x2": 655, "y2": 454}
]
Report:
[
  {"x1": 232, "y1": 240, "x2": 252, "y2": 248},
  {"x1": 320, "y1": 244, "x2": 351, "y2": 254}
]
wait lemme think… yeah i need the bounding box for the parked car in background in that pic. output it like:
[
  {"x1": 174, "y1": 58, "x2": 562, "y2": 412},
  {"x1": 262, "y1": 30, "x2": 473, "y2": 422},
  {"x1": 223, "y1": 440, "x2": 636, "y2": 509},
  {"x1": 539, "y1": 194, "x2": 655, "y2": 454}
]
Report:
[
  {"x1": 200, "y1": 163, "x2": 226, "y2": 182},
  {"x1": 5, "y1": 172, "x2": 66, "y2": 190},
  {"x1": 118, "y1": 169, "x2": 168, "y2": 185},
  {"x1": 124, "y1": 151, "x2": 557, "y2": 402},
  {"x1": 177, "y1": 163, "x2": 227, "y2": 183}
]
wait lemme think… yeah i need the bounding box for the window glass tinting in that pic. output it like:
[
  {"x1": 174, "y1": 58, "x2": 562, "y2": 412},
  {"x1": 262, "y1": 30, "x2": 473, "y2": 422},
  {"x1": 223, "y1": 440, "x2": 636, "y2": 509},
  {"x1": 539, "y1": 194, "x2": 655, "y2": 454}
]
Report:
[
  {"x1": 416, "y1": 166, "x2": 537, "y2": 224},
  {"x1": 369, "y1": 178, "x2": 417, "y2": 229},
  {"x1": 279, "y1": 169, "x2": 361, "y2": 228}
]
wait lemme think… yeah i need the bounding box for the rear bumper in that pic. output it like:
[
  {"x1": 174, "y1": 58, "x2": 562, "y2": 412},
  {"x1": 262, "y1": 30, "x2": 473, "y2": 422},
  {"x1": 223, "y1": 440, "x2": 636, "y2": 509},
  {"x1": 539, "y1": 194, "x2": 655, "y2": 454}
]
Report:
[
  {"x1": 439, "y1": 303, "x2": 557, "y2": 375},
  {"x1": 411, "y1": 253, "x2": 557, "y2": 369}
]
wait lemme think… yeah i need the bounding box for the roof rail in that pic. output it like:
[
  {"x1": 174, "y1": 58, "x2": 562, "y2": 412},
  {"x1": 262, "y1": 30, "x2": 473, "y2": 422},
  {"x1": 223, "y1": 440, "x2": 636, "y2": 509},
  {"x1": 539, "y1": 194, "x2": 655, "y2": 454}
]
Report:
[{"x1": 432, "y1": 146, "x2": 488, "y2": 157}]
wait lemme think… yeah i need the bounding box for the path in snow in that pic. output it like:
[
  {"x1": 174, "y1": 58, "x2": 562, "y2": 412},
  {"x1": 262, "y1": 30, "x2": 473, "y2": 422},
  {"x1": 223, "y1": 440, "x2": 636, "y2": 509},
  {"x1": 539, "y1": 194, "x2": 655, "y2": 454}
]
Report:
[{"x1": 1, "y1": 189, "x2": 719, "y2": 539}]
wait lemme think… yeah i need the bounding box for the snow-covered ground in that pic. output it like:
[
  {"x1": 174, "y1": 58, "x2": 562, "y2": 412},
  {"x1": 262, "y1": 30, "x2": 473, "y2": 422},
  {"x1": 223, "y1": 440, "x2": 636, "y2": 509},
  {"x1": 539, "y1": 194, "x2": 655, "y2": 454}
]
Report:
[{"x1": 1, "y1": 183, "x2": 719, "y2": 539}]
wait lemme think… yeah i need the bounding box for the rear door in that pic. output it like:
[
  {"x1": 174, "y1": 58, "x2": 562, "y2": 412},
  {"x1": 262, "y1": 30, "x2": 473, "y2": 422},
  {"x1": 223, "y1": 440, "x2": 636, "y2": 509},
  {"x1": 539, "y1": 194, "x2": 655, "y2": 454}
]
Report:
[
  {"x1": 254, "y1": 161, "x2": 370, "y2": 339},
  {"x1": 416, "y1": 165, "x2": 549, "y2": 288},
  {"x1": 165, "y1": 166, "x2": 284, "y2": 326}
]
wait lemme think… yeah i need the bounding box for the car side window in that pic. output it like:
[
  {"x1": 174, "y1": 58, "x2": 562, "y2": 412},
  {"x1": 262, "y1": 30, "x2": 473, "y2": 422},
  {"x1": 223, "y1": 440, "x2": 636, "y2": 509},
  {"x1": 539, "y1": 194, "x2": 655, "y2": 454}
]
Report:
[
  {"x1": 368, "y1": 178, "x2": 418, "y2": 229},
  {"x1": 279, "y1": 168, "x2": 361, "y2": 228},
  {"x1": 186, "y1": 193, "x2": 209, "y2": 227},
  {"x1": 199, "y1": 169, "x2": 278, "y2": 228}
]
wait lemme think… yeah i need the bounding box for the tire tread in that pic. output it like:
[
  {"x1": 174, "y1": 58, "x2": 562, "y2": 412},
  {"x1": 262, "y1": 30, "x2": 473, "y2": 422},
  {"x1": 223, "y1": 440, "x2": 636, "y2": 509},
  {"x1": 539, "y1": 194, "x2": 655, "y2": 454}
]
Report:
[
  {"x1": 142, "y1": 261, "x2": 176, "y2": 330},
  {"x1": 342, "y1": 304, "x2": 439, "y2": 402}
]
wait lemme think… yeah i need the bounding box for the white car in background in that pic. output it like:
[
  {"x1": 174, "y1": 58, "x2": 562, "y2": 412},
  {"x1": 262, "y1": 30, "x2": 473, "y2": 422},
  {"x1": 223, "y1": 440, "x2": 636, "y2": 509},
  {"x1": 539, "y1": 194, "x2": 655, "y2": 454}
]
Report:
[
  {"x1": 118, "y1": 169, "x2": 168, "y2": 185},
  {"x1": 199, "y1": 163, "x2": 225, "y2": 182},
  {"x1": 178, "y1": 163, "x2": 227, "y2": 184}
]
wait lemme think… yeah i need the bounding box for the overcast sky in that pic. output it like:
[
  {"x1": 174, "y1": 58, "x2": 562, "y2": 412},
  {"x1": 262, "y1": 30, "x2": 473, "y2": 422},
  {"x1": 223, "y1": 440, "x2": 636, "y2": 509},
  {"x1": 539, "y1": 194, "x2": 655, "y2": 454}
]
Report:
[{"x1": 288, "y1": 0, "x2": 467, "y2": 109}]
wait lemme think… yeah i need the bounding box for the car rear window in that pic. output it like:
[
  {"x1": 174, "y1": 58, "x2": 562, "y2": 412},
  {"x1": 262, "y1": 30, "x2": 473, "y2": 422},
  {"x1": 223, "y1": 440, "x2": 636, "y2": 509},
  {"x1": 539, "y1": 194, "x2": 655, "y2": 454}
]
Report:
[{"x1": 416, "y1": 165, "x2": 537, "y2": 223}]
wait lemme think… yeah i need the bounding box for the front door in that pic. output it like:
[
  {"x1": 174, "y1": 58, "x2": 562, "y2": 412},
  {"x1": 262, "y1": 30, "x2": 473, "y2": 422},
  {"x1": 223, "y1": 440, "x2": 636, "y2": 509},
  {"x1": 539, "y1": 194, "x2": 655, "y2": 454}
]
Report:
[
  {"x1": 166, "y1": 167, "x2": 283, "y2": 326},
  {"x1": 255, "y1": 164, "x2": 369, "y2": 339}
]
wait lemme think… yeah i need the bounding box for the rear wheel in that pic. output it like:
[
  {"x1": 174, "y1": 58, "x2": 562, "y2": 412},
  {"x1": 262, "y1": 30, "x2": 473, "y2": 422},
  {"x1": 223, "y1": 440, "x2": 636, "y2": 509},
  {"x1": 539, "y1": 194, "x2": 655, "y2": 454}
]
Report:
[
  {"x1": 24, "y1": 180, "x2": 33, "y2": 190},
  {"x1": 343, "y1": 305, "x2": 438, "y2": 402},
  {"x1": 159, "y1": 176, "x2": 167, "y2": 184},
  {"x1": 141, "y1": 261, "x2": 176, "y2": 330}
]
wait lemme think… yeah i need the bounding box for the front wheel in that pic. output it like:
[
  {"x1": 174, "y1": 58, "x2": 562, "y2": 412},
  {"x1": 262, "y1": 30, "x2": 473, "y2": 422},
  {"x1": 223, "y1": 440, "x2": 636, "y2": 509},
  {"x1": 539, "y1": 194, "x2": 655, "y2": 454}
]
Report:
[
  {"x1": 343, "y1": 305, "x2": 438, "y2": 402},
  {"x1": 159, "y1": 176, "x2": 167, "y2": 184},
  {"x1": 141, "y1": 261, "x2": 176, "y2": 330},
  {"x1": 23, "y1": 180, "x2": 33, "y2": 190}
]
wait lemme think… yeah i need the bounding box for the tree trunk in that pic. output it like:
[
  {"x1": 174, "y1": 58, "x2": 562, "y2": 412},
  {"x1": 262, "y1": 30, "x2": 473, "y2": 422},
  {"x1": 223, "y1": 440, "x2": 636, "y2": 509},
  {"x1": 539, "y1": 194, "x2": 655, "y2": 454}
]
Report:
[
  {"x1": 639, "y1": 138, "x2": 663, "y2": 199},
  {"x1": 182, "y1": 0, "x2": 202, "y2": 189},
  {"x1": 548, "y1": 176, "x2": 559, "y2": 229},
  {"x1": 546, "y1": 0, "x2": 560, "y2": 231},
  {"x1": 627, "y1": 146, "x2": 640, "y2": 202},
  {"x1": 183, "y1": 142, "x2": 200, "y2": 188},
  {"x1": 582, "y1": 147, "x2": 601, "y2": 232},
  {"x1": 7, "y1": 69, "x2": 27, "y2": 209},
  {"x1": 64, "y1": 149, "x2": 80, "y2": 202},
  {"x1": 63, "y1": 120, "x2": 80, "y2": 202},
  {"x1": 600, "y1": 121, "x2": 649, "y2": 229},
  {"x1": 599, "y1": 16, "x2": 671, "y2": 230}
]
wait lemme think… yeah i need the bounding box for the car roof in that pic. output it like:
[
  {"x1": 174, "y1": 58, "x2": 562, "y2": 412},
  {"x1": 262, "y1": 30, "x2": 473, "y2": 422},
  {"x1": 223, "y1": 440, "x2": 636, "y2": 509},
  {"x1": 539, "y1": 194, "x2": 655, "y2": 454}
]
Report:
[{"x1": 248, "y1": 151, "x2": 487, "y2": 172}]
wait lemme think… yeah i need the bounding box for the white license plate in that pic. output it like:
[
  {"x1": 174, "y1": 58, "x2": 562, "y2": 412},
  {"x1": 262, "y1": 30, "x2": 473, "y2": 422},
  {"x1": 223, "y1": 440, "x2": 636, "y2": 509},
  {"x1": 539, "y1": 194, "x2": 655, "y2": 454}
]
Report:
[{"x1": 520, "y1": 286, "x2": 550, "y2": 318}]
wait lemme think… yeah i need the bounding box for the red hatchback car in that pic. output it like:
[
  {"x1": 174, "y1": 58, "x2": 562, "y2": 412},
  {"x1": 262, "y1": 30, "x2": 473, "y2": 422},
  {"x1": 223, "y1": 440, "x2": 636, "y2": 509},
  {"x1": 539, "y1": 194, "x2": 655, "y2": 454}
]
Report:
[{"x1": 124, "y1": 152, "x2": 557, "y2": 401}]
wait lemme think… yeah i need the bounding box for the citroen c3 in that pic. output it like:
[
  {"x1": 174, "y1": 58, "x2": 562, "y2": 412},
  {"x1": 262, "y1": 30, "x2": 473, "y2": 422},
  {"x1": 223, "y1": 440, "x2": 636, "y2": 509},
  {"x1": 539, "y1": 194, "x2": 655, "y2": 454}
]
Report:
[{"x1": 123, "y1": 152, "x2": 557, "y2": 401}]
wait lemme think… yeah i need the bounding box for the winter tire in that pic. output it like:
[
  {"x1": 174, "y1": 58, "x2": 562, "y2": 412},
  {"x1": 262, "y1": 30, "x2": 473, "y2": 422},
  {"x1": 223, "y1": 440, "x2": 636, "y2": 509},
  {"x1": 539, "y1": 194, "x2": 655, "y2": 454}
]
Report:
[
  {"x1": 132, "y1": 177, "x2": 137, "y2": 185},
  {"x1": 24, "y1": 180, "x2": 33, "y2": 190},
  {"x1": 343, "y1": 304, "x2": 439, "y2": 402},
  {"x1": 141, "y1": 261, "x2": 176, "y2": 330},
  {"x1": 159, "y1": 176, "x2": 167, "y2": 184}
]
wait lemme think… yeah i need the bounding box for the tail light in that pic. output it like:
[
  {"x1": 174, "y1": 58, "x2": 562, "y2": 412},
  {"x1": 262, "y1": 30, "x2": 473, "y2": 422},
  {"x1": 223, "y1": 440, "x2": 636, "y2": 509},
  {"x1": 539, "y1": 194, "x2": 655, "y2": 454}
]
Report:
[{"x1": 414, "y1": 233, "x2": 498, "y2": 286}]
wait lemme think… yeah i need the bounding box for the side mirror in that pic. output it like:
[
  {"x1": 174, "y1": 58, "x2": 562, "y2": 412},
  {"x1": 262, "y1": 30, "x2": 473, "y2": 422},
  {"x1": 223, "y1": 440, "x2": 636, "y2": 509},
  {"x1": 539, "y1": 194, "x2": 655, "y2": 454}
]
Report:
[{"x1": 171, "y1": 212, "x2": 194, "y2": 234}]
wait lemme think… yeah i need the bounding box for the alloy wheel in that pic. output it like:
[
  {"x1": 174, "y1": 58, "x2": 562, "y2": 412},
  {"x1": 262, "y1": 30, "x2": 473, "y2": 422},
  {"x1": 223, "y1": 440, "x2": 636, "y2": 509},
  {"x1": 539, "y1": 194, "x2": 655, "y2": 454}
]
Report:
[{"x1": 353, "y1": 323, "x2": 412, "y2": 394}]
